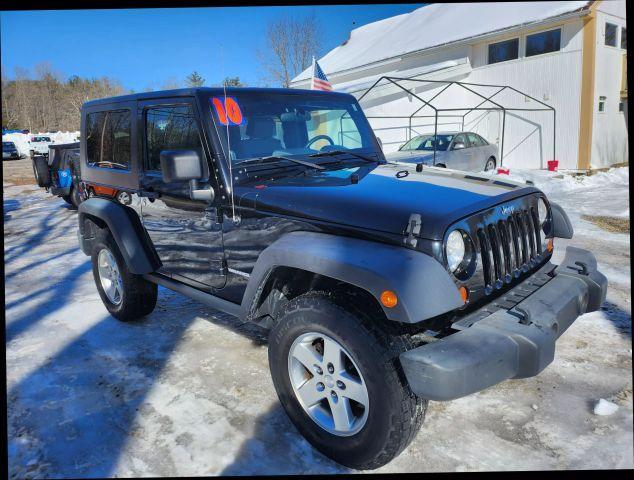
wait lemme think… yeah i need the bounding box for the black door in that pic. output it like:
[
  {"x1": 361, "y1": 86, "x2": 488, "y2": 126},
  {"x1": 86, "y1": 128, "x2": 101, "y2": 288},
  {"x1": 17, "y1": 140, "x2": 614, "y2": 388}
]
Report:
[{"x1": 138, "y1": 98, "x2": 225, "y2": 290}]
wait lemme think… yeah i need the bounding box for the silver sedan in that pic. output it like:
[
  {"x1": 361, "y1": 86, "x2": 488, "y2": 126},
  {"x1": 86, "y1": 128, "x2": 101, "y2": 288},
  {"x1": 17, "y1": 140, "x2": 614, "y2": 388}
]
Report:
[{"x1": 385, "y1": 131, "x2": 499, "y2": 172}]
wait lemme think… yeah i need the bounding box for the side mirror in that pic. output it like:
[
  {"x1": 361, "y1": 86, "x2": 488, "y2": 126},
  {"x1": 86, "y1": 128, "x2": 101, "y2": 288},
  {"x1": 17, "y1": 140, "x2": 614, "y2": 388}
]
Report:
[
  {"x1": 159, "y1": 150, "x2": 215, "y2": 202},
  {"x1": 160, "y1": 150, "x2": 203, "y2": 182},
  {"x1": 452, "y1": 142, "x2": 466, "y2": 150}
]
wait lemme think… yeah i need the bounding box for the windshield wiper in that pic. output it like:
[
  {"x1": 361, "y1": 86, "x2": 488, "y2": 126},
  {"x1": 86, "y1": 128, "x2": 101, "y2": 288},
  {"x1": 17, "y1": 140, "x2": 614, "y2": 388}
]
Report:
[
  {"x1": 236, "y1": 155, "x2": 324, "y2": 170},
  {"x1": 309, "y1": 150, "x2": 376, "y2": 163}
]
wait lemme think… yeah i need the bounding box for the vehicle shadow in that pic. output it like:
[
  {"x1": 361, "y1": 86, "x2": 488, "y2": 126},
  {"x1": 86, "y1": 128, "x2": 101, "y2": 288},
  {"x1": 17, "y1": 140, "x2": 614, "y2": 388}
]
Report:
[
  {"x1": 7, "y1": 301, "x2": 198, "y2": 478},
  {"x1": 220, "y1": 403, "x2": 352, "y2": 476},
  {"x1": 599, "y1": 300, "x2": 632, "y2": 338},
  {"x1": 5, "y1": 259, "x2": 92, "y2": 343}
]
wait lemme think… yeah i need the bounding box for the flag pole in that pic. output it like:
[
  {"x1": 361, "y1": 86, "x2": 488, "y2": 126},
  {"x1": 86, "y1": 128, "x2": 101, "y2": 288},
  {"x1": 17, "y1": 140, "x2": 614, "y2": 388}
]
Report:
[{"x1": 311, "y1": 56, "x2": 315, "y2": 90}]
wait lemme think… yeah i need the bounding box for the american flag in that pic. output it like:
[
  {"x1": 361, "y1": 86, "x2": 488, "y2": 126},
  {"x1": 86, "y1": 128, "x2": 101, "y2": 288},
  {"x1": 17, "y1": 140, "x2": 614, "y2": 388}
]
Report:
[{"x1": 311, "y1": 59, "x2": 333, "y2": 91}]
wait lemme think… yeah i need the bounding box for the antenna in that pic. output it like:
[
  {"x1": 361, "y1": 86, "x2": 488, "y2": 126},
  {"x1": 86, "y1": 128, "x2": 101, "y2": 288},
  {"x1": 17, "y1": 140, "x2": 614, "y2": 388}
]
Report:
[{"x1": 221, "y1": 43, "x2": 237, "y2": 222}]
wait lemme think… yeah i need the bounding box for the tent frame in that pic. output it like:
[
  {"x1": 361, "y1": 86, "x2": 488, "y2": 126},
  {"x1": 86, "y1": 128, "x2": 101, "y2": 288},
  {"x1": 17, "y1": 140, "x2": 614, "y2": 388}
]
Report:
[{"x1": 356, "y1": 76, "x2": 556, "y2": 167}]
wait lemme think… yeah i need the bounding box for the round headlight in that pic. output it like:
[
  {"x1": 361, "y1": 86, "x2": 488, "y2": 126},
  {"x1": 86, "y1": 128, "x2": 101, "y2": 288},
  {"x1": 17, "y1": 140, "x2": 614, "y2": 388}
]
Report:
[
  {"x1": 538, "y1": 197, "x2": 548, "y2": 225},
  {"x1": 446, "y1": 230, "x2": 466, "y2": 272}
]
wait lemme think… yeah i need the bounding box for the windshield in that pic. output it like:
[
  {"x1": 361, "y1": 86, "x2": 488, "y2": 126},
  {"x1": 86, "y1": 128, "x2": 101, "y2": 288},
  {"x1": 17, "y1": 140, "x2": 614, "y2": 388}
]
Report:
[
  {"x1": 399, "y1": 134, "x2": 454, "y2": 152},
  {"x1": 208, "y1": 93, "x2": 378, "y2": 164},
  {"x1": 32, "y1": 136, "x2": 51, "y2": 142}
]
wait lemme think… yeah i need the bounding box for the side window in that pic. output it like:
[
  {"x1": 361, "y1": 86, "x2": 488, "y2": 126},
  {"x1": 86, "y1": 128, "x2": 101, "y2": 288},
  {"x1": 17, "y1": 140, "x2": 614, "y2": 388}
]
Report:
[
  {"x1": 605, "y1": 23, "x2": 618, "y2": 47},
  {"x1": 488, "y1": 38, "x2": 519, "y2": 64},
  {"x1": 526, "y1": 28, "x2": 561, "y2": 57},
  {"x1": 453, "y1": 134, "x2": 468, "y2": 149},
  {"x1": 86, "y1": 110, "x2": 131, "y2": 170},
  {"x1": 477, "y1": 134, "x2": 488, "y2": 146},
  {"x1": 466, "y1": 133, "x2": 482, "y2": 147},
  {"x1": 145, "y1": 105, "x2": 204, "y2": 173}
]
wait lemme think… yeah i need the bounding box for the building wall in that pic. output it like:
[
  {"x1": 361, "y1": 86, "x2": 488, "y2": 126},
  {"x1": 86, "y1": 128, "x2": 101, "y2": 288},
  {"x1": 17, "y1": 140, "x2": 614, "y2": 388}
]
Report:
[
  {"x1": 362, "y1": 16, "x2": 587, "y2": 170},
  {"x1": 466, "y1": 17, "x2": 585, "y2": 169},
  {"x1": 591, "y1": 0, "x2": 628, "y2": 168}
]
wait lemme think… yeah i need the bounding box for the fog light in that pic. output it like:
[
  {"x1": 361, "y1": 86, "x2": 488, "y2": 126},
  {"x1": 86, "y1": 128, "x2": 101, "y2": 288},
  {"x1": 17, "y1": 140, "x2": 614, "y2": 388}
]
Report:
[{"x1": 380, "y1": 290, "x2": 398, "y2": 308}]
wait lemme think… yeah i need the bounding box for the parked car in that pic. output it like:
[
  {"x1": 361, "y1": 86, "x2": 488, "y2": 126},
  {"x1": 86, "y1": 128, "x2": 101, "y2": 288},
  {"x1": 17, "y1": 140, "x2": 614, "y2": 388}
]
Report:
[
  {"x1": 29, "y1": 135, "x2": 54, "y2": 157},
  {"x1": 76, "y1": 87, "x2": 606, "y2": 470},
  {"x1": 32, "y1": 142, "x2": 83, "y2": 208},
  {"x1": 3, "y1": 141, "x2": 21, "y2": 160},
  {"x1": 386, "y1": 131, "x2": 499, "y2": 172}
]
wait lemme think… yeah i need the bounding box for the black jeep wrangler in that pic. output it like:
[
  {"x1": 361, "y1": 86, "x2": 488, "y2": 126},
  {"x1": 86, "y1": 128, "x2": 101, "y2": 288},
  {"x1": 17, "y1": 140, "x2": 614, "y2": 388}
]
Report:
[{"x1": 76, "y1": 87, "x2": 607, "y2": 470}]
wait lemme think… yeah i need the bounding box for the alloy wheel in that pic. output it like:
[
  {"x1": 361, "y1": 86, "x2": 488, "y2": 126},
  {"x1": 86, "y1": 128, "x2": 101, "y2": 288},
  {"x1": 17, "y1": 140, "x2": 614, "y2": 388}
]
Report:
[
  {"x1": 97, "y1": 248, "x2": 123, "y2": 305},
  {"x1": 288, "y1": 332, "x2": 369, "y2": 436}
]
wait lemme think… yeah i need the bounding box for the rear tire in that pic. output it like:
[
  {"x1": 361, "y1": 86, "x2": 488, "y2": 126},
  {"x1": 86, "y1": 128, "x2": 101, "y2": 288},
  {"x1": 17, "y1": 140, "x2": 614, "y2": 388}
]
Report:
[
  {"x1": 268, "y1": 292, "x2": 426, "y2": 470},
  {"x1": 32, "y1": 156, "x2": 51, "y2": 187},
  {"x1": 91, "y1": 229, "x2": 157, "y2": 321},
  {"x1": 70, "y1": 185, "x2": 82, "y2": 209}
]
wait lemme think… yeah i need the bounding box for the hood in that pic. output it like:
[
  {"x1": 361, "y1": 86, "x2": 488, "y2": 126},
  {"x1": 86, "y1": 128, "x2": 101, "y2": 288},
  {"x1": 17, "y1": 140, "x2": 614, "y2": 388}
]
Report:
[
  {"x1": 236, "y1": 163, "x2": 539, "y2": 240},
  {"x1": 385, "y1": 150, "x2": 444, "y2": 164}
]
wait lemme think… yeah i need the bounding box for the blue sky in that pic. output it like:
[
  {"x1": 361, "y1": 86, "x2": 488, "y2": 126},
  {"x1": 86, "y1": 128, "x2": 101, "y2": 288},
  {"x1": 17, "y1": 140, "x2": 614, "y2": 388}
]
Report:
[{"x1": 1, "y1": 5, "x2": 424, "y2": 91}]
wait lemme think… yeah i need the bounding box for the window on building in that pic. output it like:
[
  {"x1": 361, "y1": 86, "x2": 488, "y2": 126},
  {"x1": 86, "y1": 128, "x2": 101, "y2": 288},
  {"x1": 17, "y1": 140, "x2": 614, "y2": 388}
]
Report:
[
  {"x1": 619, "y1": 101, "x2": 625, "y2": 112},
  {"x1": 621, "y1": 27, "x2": 627, "y2": 49},
  {"x1": 526, "y1": 28, "x2": 561, "y2": 57},
  {"x1": 488, "y1": 38, "x2": 519, "y2": 64},
  {"x1": 598, "y1": 96, "x2": 606, "y2": 113},
  {"x1": 145, "y1": 104, "x2": 204, "y2": 172},
  {"x1": 86, "y1": 110, "x2": 131, "y2": 170},
  {"x1": 605, "y1": 23, "x2": 618, "y2": 47}
]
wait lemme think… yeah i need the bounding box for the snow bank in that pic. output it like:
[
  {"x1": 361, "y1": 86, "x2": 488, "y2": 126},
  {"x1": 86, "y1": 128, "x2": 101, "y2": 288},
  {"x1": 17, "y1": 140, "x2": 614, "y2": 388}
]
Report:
[
  {"x1": 293, "y1": 1, "x2": 590, "y2": 81},
  {"x1": 2, "y1": 131, "x2": 80, "y2": 157},
  {"x1": 594, "y1": 399, "x2": 619, "y2": 416}
]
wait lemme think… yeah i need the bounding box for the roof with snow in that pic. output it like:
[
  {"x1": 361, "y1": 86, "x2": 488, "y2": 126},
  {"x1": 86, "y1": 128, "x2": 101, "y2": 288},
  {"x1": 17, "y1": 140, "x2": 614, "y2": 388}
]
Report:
[{"x1": 292, "y1": 1, "x2": 591, "y2": 84}]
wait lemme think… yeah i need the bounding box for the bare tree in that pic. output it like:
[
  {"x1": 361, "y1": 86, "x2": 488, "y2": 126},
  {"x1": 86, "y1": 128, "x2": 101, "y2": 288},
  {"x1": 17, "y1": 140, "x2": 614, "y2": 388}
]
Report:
[{"x1": 258, "y1": 13, "x2": 322, "y2": 87}]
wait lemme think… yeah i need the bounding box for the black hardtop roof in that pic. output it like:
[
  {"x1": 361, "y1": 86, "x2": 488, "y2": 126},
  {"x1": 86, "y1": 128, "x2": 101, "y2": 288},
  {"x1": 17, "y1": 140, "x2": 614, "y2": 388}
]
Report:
[
  {"x1": 83, "y1": 87, "x2": 355, "y2": 108},
  {"x1": 49, "y1": 142, "x2": 79, "y2": 151}
]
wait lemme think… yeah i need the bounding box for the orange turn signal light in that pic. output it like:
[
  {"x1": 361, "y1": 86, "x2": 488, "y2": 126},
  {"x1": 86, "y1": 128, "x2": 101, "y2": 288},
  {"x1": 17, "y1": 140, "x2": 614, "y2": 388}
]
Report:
[
  {"x1": 380, "y1": 290, "x2": 398, "y2": 308},
  {"x1": 459, "y1": 286, "x2": 469, "y2": 304},
  {"x1": 547, "y1": 238, "x2": 554, "y2": 252}
]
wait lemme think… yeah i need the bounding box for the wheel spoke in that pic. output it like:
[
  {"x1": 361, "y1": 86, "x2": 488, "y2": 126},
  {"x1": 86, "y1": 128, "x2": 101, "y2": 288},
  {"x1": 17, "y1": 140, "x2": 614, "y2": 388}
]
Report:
[
  {"x1": 292, "y1": 342, "x2": 322, "y2": 371},
  {"x1": 339, "y1": 372, "x2": 369, "y2": 407},
  {"x1": 328, "y1": 396, "x2": 354, "y2": 432},
  {"x1": 322, "y1": 337, "x2": 343, "y2": 374},
  {"x1": 297, "y1": 377, "x2": 325, "y2": 408}
]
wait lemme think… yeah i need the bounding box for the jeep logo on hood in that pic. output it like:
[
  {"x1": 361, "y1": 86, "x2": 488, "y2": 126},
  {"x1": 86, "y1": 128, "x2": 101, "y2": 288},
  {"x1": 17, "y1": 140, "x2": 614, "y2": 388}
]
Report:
[{"x1": 501, "y1": 205, "x2": 515, "y2": 215}]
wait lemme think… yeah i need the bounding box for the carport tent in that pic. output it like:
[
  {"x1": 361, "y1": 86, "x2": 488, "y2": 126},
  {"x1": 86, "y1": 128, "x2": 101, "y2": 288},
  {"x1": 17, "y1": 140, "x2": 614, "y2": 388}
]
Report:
[{"x1": 353, "y1": 76, "x2": 556, "y2": 167}]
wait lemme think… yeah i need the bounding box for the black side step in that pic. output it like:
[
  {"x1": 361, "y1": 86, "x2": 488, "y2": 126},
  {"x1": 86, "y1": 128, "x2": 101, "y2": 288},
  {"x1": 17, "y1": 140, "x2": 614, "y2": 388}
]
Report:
[{"x1": 145, "y1": 273, "x2": 243, "y2": 318}]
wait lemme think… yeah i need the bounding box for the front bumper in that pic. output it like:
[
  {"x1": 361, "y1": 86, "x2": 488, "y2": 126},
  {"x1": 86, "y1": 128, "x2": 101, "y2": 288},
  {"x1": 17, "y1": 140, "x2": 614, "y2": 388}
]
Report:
[{"x1": 400, "y1": 246, "x2": 607, "y2": 401}]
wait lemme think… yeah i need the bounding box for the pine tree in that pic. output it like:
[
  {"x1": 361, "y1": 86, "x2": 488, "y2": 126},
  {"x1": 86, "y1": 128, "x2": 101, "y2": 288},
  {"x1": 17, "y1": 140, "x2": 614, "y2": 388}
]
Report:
[
  {"x1": 186, "y1": 71, "x2": 205, "y2": 87},
  {"x1": 223, "y1": 76, "x2": 243, "y2": 87}
]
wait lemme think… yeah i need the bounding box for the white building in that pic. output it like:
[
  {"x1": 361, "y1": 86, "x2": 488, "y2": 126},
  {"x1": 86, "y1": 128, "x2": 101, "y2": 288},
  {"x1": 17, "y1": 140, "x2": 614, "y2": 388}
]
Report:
[{"x1": 291, "y1": 1, "x2": 628, "y2": 171}]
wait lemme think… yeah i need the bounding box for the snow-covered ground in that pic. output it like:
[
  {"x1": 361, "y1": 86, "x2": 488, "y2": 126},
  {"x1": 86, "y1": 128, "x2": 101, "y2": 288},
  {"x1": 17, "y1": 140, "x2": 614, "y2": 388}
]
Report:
[
  {"x1": 4, "y1": 167, "x2": 632, "y2": 477},
  {"x1": 2, "y1": 131, "x2": 80, "y2": 157}
]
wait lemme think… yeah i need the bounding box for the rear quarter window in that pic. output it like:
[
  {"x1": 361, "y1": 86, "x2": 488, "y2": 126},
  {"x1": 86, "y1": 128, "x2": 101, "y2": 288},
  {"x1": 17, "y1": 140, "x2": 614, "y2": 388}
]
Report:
[{"x1": 86, "y1": 109, "x2": 131, "y2": 170}]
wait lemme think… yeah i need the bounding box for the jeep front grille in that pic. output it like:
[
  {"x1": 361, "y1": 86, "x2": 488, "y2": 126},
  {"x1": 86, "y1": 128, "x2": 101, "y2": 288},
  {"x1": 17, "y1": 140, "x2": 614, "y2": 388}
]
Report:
[{"x1": 477, "y1": 207, "x2": 543, "y2": 291}]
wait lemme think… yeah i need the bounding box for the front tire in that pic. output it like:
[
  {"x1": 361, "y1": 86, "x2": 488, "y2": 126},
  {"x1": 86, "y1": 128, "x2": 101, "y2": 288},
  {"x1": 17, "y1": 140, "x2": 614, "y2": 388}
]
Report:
[
  {"x1": 268, "y1": 293, "x2": 426, "y2": 470},
  {"x1": 70, "y1": 185, "x2": 82, "y2": 209},
  {"x1": 91, "y1": 229, "x2": 157, "y2": 321},
  {"x1": 484, "y1": 157, "x2": 496, "y2": 171}
]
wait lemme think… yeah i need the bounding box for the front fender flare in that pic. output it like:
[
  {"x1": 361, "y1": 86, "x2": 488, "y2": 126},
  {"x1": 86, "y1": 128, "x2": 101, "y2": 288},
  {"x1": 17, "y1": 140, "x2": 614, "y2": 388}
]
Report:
[
  {"x1": 241, "y1": 231, "x2": 463, "y2": 323},
  {"x1": 78, "y1": 197, "x2": 161, "y2": 274}
]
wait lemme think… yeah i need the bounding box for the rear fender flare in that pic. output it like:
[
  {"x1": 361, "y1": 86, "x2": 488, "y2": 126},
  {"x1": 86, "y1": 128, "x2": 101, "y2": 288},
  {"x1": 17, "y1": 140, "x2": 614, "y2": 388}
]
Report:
[{"x1": 78, "y1": 197, "x2": 161, "y2": 274}]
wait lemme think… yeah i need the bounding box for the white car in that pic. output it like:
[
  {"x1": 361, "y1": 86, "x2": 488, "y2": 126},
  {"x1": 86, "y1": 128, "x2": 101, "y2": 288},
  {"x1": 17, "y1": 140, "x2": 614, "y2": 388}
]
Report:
[{"x1": 29, "y1": 135, "x2": 54, "y2": 157}]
